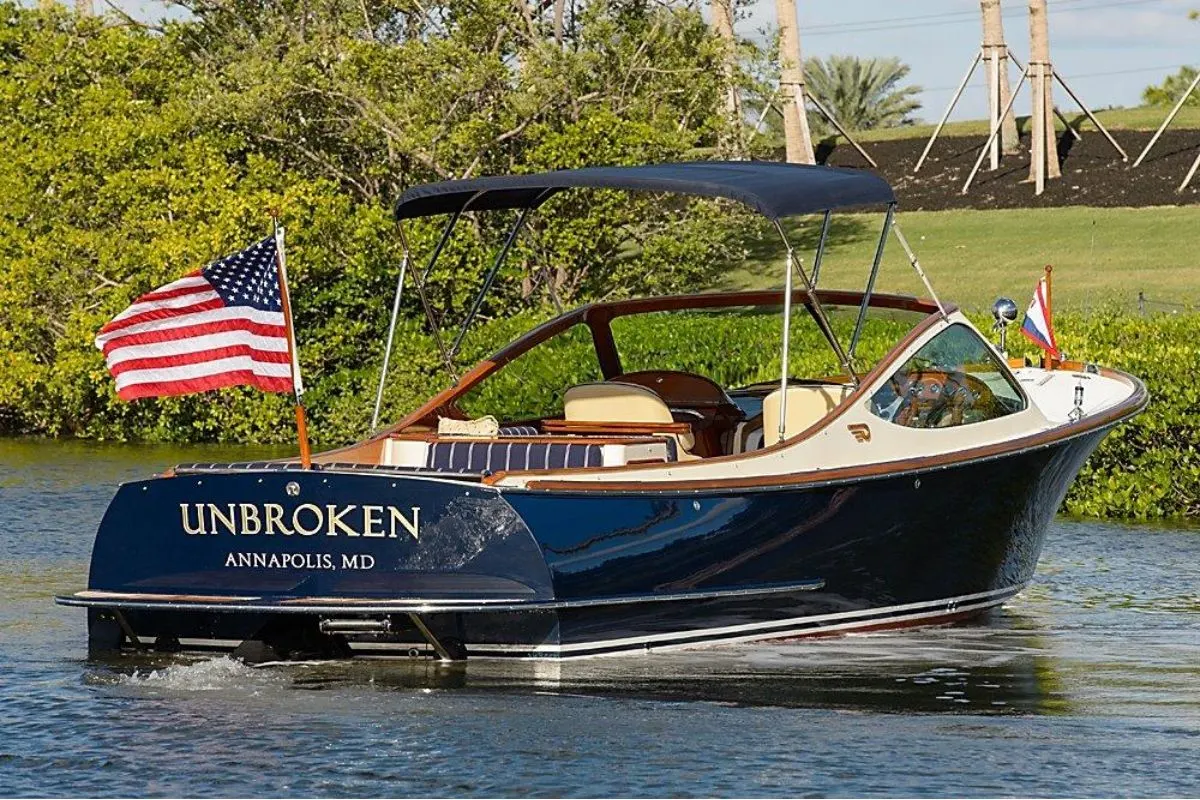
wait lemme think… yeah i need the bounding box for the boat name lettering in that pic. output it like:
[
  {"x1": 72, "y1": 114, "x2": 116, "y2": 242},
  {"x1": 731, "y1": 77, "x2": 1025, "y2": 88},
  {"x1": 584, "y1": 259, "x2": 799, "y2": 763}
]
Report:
[{"x1": 180, "y1": 503, "x2": 420, "y2": 539}]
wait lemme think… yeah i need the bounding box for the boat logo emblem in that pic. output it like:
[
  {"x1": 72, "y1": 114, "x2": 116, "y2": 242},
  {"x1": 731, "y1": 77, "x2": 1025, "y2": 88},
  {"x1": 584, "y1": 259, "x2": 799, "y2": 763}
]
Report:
[
  {"x1": 847, "y1": 423, "x2": 871, "y2": 443},
  {"x1": 285, "y1": 481, "x2": 300, "y2": 497}
]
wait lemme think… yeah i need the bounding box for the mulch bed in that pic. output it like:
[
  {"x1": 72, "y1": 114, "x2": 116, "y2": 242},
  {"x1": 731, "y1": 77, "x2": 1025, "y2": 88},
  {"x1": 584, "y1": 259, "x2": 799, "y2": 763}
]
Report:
[{"x1": 818, "y1": 127, "x2": 1200, "y2": 211}]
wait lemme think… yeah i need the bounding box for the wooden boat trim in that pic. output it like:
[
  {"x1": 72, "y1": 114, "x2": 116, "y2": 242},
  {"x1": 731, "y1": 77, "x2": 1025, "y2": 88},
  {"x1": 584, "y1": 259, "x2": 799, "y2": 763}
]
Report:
[
  {"x1": 482, "y1": 307, "x2": 948, "y2": 485},
  {"x1": 520, "y1": 366, "x2": 1147, "y2": 493},
  {"x1": 375, "y1": 289, "x2": 943, "y2": 438}
]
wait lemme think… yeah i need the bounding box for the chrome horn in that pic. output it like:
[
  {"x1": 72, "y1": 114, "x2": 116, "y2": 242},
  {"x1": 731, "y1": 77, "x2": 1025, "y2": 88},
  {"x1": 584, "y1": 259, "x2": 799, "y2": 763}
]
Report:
[{"x1": 991, "y1": 297, "x2": 1019, "y2": 355}]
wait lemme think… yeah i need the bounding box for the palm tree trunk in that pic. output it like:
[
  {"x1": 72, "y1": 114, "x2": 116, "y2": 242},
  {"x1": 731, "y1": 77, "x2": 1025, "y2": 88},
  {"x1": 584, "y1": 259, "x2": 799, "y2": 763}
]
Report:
[
  {"x1": 1028, "y1": 0, "x2": 1061, "y2": 185},
  {"x1": 553, "y1": 0, "x2": 566, "y2": 44},
  {"x1": 711, "y1": 0, "x2": 743, "y2": 156},
  {"x1": 775, "y1": 0, "x2": 815, "y2": 164},
  {"x1": 980, "y1": 0, "x2": 1018, "y2": 156}
]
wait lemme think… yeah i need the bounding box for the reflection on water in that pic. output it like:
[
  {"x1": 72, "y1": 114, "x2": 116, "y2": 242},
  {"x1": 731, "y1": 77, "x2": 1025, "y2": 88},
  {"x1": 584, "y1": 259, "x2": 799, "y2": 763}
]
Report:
[
  {"x1": 2, "y1": 441, "x2": 1199, "y2": 797},
  {"x1": 83, "y1": 619, "x2": 1066, "y2": 716}
]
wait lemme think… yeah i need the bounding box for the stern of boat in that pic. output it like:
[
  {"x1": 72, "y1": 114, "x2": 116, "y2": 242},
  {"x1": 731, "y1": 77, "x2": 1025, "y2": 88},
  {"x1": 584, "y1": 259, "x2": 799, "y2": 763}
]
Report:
[{"x1": 58, "y1": 465, "x2": 558, "y2": 661}]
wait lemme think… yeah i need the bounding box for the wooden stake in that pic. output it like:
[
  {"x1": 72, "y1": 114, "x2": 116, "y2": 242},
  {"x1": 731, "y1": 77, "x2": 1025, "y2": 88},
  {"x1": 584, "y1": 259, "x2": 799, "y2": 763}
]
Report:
[
  {"x1": 963, "y1": 64, "x2": 1030, "y2": 193},
  {"x1": 914, "y1": 50, "x2": 980, "y2": 174},
  {"x1": 1134, "y1": 70, "x2": 1200, "y2": 167},
  {"x1": 805, "y1": 92, "x2": 877, "y2": 168},
  {"x1": 1178, "y1": 149, "x2": 1200, "y2": 193},
  {"x1": 981, "y1": 0, "x2": 1019, "y2": 156}
]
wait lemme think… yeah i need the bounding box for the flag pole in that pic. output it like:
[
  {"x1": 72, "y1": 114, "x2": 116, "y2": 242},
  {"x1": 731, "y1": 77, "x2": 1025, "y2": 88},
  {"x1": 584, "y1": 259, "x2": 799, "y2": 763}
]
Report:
[
  {"x1": 1044, "y1": 264, "x2": 1053, "y2": 316},
  {"x1": 271, "y1": 212, "x2": 312, "y2": 469},
  {"x1": 1044, "y1": 264, "x2": 1058, "y2": 370}
]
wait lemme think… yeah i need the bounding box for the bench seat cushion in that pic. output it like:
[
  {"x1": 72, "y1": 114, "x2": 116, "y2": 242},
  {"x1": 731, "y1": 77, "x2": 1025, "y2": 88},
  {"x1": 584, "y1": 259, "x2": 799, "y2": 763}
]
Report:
[{"x1": 426, "y1": 440, "x2": 603, "y2": 474}]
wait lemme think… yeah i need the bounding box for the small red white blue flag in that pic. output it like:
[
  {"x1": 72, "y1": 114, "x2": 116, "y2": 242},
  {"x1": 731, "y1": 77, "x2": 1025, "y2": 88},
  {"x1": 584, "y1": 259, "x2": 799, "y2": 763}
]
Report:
[
  {"x1": 95, "y1": 235, "x2": 300, "y2": 401},
  {"x1": 1020, "y1": 275, "x2": 1059, "y2": 357}
]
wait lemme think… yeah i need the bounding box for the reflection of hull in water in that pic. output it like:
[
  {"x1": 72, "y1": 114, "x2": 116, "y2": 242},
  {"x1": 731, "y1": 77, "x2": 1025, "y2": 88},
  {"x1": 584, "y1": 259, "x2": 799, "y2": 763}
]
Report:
[
  {"x1": 95, "y1": 617, "x2": 1063, "y2": 716},
  {"x1": 63, "y1": 425, "x2": 1111, "y2": 660}
]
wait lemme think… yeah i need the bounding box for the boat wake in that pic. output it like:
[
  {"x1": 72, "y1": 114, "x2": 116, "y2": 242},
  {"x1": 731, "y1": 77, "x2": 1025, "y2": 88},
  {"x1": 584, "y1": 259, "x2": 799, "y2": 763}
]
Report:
[{"x1": 113, "y1": 656, "x2": 272, "y2": 692}]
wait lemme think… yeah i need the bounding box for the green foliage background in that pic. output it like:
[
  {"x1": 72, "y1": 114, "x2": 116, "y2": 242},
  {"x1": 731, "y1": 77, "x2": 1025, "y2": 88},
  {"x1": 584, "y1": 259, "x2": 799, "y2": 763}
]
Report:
[
  {"x1": 1142, "y1": 66, "x2": 1199, "y2": 108},
  {"x1": 0, "y1": 4, "x2": 1195, "y2": 521},
  {"x1": 0, "y1": 1, "x2": 749, "y2": 443}
]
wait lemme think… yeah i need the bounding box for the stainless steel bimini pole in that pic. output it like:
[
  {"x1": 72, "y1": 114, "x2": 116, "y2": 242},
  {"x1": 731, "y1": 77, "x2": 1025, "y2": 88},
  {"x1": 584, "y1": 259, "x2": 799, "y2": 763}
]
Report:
[
  {"x1": 891, "y1": 222, "x2": 948, "y2": 320},
  {"x1": 849, "y1": 203, "x2": 895, "y2": 362},
  {"x1": 406, "y1": 189, "x2": 489, "y2": 385},
  {"x1": 810, "y1": 210, "x2": 832, "y2": 286},
  {"x1": 772, "y1": 219, "x2": 858, "y2": 385},
  {"x1": 777, "y1": 240, "x2": 796, "y2": 445},
  {"x1": 449, "y1": 189, "x2": 550, "y2": 360},
  {"x1": 370, "y1": 243, "x2": 409, "y2": 433}
]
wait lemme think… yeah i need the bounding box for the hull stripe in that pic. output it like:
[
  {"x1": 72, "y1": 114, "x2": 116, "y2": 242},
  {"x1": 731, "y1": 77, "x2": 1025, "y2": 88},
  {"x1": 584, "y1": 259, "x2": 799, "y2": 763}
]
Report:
[
  {"x1": 135, "y1": 585, "x2": 1024, "y2": 661},
  {"x1": 469, "y1": 584, "x2": 1023, "y2": 656}
]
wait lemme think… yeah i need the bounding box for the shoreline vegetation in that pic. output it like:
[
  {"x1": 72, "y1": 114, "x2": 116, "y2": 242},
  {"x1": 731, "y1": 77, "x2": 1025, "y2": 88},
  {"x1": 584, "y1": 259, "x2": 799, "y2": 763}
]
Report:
[{"x1": 0, "y1": 4, "x2": 1196, "y2": 521}]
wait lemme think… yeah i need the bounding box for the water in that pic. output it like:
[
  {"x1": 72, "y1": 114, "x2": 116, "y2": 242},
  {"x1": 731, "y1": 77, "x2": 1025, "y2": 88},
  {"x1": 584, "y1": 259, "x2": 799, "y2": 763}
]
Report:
[{"x1": 1, "y1": 439, "x2": 1198, "y2": 797}]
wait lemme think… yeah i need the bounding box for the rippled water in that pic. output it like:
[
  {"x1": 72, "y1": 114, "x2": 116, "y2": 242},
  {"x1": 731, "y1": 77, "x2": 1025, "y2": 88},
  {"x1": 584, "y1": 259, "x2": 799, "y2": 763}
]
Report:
[{"x1": 1, "y1": 439, "x2": 1198, "y2": 797}]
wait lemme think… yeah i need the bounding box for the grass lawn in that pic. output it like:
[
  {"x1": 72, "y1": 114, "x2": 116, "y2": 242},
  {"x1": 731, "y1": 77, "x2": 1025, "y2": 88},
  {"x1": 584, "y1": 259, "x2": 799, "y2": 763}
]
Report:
[
  {"x1": 855, "y1": 104, "x2": 1200, "y2": 143},
  {"x1": 721, "y1": 205, "x2": 1200, "y2": 312}
]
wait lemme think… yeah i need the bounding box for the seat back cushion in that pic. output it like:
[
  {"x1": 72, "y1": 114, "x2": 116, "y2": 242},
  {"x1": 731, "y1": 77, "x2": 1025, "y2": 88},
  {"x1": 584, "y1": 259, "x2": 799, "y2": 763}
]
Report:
[
  {"x1": 761, "y1": 385, "x2": 851, "y2": 446},
  {"x1": 426, "y1": 440, "x2": 603, "y2": 474},
  {"x1": 563, "y1": 382, "x2": 674, "y2": 424},
  {"x1": 727, "y1": 414, "x2": 765, "y2": 454}
]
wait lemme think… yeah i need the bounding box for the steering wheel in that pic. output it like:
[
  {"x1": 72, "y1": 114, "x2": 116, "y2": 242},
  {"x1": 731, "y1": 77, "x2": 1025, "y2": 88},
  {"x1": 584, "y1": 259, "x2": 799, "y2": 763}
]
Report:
[{"x1": 891, "y1": 369, "x2": 997, "y2": 428}]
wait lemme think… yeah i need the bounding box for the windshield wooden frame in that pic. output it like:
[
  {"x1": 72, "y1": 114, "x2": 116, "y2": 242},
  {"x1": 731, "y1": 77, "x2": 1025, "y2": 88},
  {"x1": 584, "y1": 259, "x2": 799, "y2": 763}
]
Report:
[{"x1": 377, "y1": 289, "x2": 948, "y2": 438}]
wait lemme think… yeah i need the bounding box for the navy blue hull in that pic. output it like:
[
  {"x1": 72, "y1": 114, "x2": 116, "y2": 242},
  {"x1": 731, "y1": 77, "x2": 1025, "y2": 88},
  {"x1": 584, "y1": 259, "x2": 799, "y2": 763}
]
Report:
[{"x1": 66, "y1": 426, "x2": 1109, "y2": 659}]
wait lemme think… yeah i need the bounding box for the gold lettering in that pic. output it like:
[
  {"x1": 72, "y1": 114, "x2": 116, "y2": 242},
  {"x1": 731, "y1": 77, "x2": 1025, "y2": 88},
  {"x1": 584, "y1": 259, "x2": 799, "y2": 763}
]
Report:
[
  {"x1": 292, "y1": 503, "x2": 322, "y2": 536},
  {"x1": 181, "y1": 504, "x2": 207, "y2": 535},
  {"x1": 264, "y1": 504, "x2": 290, "y2": 535},
  {"x1": 326, "y1": 504, "x2": 359, "y2": 537},
  {"x1": 388, "y1": 506, "x2": 421, "y2": 540},
  {"x1": 362, "y1": 505, "x2": 385, "y2": 538},
  {"x1": 208, "y1": 503, "x2": 237, "y2": 535},
  {"x1": 239, "y1": 504, "x2": 262, "y2": 535}
]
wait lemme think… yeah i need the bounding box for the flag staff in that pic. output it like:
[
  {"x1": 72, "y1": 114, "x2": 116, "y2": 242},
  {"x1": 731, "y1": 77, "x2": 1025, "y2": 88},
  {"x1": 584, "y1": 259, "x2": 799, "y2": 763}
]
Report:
[
  {"x1": 1044, "y1": 264, "x2": 1052, "y2": 311},
  {"x1": 1043, "y1": 264, "x2": 1058, "y2": 370},
  {"x1": 271, "y1": 212, "x2": 313, "y2": 469}
]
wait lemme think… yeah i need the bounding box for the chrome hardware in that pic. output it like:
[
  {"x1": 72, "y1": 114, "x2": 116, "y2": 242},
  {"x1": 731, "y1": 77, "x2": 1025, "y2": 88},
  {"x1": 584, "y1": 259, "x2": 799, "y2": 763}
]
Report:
[
  {"x1": 991, "y1": 297, "x2": 1019, "y2": 355},
  {"x1": 1069, "y1": 379, "x2": 1085, "y2": 422},
  {"x1": 285, "y1": 481, "x2": 300, "y2": 497},
  {"x1": 319, "y1": 617, "x2": 392, "y2": 634}
]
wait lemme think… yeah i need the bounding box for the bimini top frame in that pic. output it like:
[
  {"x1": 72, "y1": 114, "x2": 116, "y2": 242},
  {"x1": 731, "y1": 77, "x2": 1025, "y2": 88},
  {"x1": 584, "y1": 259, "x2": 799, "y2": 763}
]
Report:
[{"x1": 373, "y1": 161, "x2": 944, "y2": 442}]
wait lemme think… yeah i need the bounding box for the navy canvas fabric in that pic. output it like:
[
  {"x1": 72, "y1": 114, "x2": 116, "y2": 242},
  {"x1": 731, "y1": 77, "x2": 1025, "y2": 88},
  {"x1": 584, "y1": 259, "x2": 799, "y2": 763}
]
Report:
[{"x1": 395, "y1": 162, "x2": 894, "y2": 221}]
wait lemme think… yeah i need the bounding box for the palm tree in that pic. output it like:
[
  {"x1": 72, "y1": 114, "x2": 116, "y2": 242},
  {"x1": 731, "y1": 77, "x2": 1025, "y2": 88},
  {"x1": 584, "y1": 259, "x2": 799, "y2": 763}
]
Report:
[
  {"x1": 710, "y1": 0, "x2": 744, "y2": 156},
  {"x1": 774, "y1": 0, "x2": 815, "y2": 163},
  {"x1": 802, "y1": 55, "x2": 922, "y2": 132}
]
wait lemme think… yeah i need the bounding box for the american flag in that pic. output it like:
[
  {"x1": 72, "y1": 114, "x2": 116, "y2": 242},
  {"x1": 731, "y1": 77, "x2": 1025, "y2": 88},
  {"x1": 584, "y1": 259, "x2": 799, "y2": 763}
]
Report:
[{"x1": 96, "y1": 235, "x2": 301, "y2": 401}]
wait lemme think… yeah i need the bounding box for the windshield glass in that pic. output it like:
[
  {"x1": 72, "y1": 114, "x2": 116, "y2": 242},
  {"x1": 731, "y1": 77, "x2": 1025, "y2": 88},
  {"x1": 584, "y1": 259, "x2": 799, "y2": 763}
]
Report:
[
  {"x1": 455, "y1": 323, "x2": 602, "y2": 423},
  {"x1": 869, "y1": 323, "x2": 1026, "y2": 428}
]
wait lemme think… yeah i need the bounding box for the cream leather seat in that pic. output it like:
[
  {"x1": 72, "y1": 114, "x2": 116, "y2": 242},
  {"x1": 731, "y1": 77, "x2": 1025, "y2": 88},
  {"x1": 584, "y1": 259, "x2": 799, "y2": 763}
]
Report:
[
  {"x1": 563, "y1": 382, "x2": 696, "y2": 453},
  {"x1": 761, "y1": 385, "x2": 851, "y2": 446}
]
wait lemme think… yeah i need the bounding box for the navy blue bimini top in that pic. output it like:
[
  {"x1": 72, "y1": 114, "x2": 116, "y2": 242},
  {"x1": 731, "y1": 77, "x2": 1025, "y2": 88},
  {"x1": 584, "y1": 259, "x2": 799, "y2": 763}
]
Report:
[{"x1": 394, "y1": 161, "x2": 894, "y2": 221}]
